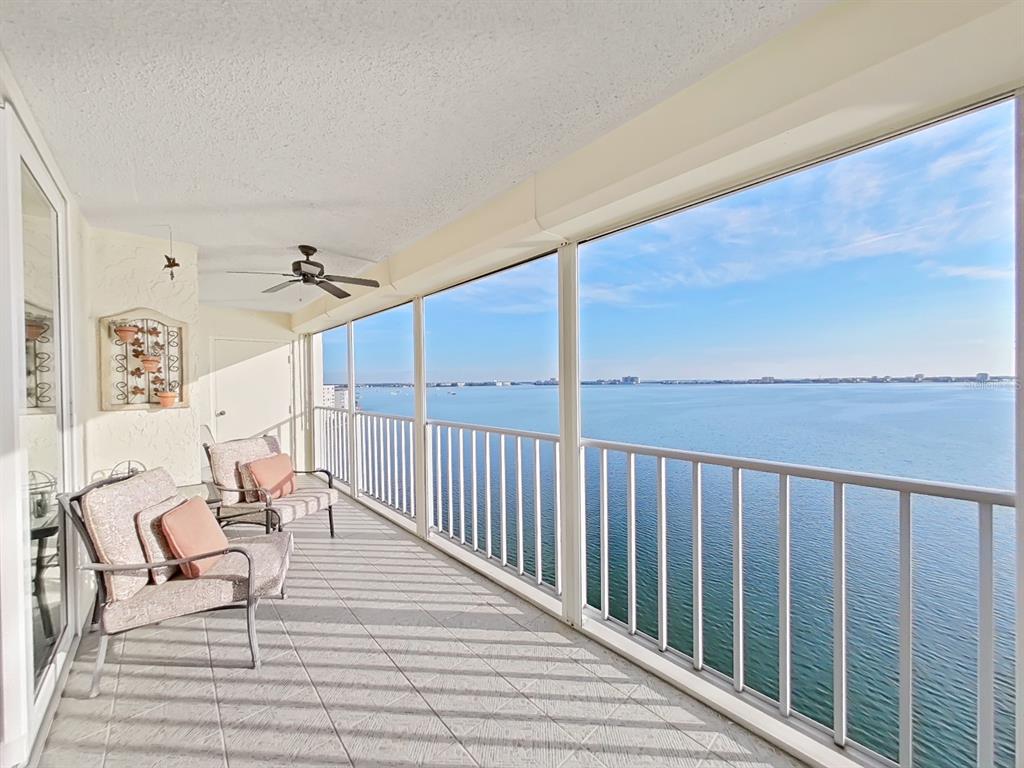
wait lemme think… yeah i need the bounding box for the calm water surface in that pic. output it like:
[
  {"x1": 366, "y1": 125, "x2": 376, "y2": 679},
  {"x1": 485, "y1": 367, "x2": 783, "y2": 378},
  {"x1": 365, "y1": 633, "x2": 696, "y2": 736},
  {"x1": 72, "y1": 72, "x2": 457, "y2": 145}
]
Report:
[{"x1": 356, "y1": 383, "x2": 1015, "y2": 767}]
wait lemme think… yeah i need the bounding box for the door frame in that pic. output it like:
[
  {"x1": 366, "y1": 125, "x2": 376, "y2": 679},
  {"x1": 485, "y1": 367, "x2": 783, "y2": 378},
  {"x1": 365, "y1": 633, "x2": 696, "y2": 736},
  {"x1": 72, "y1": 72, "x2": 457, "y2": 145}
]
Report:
[
  {"x1": 209, "y1": 335, "x2": 298, "y2": 452},
  {"x1": 0, "y1": 103, "x2": 79, "y2": 767}
]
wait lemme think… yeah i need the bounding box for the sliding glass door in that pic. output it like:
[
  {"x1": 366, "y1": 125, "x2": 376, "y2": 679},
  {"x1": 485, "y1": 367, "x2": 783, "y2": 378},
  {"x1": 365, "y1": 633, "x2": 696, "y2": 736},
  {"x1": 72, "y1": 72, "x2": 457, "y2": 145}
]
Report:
[
  {"x1": 0, "y1": 106, "x2": 76, "y2": 766},
  {"x1": 20, "y1": 161, "x2": 67, "y2": 685}
]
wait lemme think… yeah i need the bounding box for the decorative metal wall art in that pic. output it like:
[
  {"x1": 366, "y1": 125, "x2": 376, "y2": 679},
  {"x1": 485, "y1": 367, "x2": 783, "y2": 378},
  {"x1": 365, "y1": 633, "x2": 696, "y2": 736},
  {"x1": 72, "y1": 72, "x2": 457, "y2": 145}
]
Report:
[
  {"x1": 25, "y1": 302, "x2": 54, "y2": 410},
  {"x1": 99, "y1": 308, "x2": 188, "y2": 411}
]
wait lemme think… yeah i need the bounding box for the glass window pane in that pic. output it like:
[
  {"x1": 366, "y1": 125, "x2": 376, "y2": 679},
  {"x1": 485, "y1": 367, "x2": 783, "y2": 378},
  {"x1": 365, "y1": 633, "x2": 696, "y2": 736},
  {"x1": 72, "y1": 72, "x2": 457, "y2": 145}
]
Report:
[{"x1": 20, "y1": 162, "x2": 66, "y2": 684}]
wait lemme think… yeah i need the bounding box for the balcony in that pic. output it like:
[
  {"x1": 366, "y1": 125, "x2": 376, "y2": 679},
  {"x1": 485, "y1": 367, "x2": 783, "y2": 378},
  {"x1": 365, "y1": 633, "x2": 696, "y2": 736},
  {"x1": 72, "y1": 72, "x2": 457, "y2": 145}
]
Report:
[
  {"x1": 1, "y1": 3, "x2": 1019, "y2": 767},
  {"x1": 39, "y1": 496, "x2": 799, "y2": 768}
]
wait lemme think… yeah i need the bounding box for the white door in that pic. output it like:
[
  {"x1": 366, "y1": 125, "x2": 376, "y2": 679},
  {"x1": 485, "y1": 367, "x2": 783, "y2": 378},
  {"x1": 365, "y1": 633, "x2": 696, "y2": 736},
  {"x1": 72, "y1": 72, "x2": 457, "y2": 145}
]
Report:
[{"x1": 211, "y1": 339, "x2": 295, "y2": 455}]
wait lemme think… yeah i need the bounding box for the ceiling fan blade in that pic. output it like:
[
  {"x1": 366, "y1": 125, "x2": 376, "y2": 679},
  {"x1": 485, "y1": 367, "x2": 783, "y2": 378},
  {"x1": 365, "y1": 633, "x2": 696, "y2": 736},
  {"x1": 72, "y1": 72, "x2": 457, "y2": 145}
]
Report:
[
  {"x1": 228, "y1": 270, "x2": 295, "y2": 277},
  {"x1": 322, "y1": 275, "x2": 381, "y2": 288},
  {"x1": 262, "y1": 280, "x2": 301, "y2": 294},
  {"x1": 316, "y1": 280, "x2": 350, "y2": 299}
]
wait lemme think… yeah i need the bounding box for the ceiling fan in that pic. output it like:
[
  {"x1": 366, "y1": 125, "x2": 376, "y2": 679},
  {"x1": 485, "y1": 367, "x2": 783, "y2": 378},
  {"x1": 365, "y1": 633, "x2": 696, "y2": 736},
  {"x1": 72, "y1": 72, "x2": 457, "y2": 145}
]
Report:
[{"x1": 227, "y1": 244, "x2": 380, "y2": 299}]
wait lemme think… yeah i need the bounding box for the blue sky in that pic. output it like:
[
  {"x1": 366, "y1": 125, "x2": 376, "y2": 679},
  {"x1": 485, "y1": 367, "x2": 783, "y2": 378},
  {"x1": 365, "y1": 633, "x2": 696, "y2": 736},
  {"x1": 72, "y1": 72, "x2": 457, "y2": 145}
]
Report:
[{"x1": 324, "y1": 100, "x2": 1015, "y2": 384}]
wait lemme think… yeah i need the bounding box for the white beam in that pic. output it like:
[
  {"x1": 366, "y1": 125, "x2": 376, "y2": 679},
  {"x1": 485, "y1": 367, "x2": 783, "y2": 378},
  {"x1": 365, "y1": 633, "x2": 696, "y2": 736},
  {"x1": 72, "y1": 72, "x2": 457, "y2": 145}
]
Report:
[
  {"x1": 1013, "y1": 86, "x2": 1023, "y2": 768},
  {"x1": 557, "y1": 241, "x2": 583, "y2": 627},
  {"x1": 413, "y1": 297, "x2": 428, "y2": 539},
  {"x1": 347, "y1": 321, "x2": 358, "y2": 496}
]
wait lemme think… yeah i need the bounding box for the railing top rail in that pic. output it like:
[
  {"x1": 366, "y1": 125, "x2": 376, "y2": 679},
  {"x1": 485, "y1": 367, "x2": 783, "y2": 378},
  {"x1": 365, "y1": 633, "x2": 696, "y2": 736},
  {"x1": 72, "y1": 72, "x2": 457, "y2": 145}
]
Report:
[
  {"x1": 425, "y1": 418, "x2": 558, "y2": 443},
  {"x1": 581, "y1": 437, "x2": 1013, "y2": 507},
  {"x1": 314, "y1": 405, "x2": 349, "y2": 413},
  {"x1": 354, "y1": 409, "x2": 415, "y2": 421}
]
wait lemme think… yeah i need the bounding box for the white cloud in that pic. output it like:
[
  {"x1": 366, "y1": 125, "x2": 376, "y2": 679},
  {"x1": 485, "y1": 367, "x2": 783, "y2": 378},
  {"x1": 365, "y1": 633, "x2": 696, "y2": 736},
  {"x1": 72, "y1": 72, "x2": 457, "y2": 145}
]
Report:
[{"x1": 924, "y1": 263, "x2": 1013, "y2": 281}]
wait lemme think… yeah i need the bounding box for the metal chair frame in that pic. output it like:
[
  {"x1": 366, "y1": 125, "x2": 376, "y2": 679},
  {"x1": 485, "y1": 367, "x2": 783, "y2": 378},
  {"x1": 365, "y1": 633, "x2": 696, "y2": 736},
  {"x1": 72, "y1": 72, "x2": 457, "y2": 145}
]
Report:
[{"x1": 58, "y1": 473, "x2": 281, "y2": 698}]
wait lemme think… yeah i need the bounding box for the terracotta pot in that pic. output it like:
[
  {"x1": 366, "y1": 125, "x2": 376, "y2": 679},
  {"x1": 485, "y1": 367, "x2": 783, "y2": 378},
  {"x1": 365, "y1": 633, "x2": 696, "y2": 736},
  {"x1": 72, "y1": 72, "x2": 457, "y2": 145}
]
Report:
[
  {"x1": 113, "y1": 325, "x2": 138, "y2": 343},
  {"x1": 25, "y1": 320, "x2": 46, "y2": 342},
  {"x1": 141, "y1": 355, "x2": 161, "y2": 373},
  {"x1": 155, "y1": 390, "x2": 178, "y2": 408}
]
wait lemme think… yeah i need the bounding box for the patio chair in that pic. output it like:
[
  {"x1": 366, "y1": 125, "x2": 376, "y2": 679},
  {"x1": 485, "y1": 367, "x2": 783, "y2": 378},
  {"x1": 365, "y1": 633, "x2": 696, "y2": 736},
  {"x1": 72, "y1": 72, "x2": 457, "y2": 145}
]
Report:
[
  {"x1": 59, "y1": 468, "x2": 292, "y2": 698},
  {"x1": 203, "y1": 436, "x2": 338, "y2": 537}
]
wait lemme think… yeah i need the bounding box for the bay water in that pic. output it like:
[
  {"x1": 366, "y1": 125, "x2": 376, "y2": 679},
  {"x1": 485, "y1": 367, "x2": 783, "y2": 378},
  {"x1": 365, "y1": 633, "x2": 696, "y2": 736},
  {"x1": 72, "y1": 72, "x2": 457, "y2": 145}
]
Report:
[{"x1": 355, "y1": 382, "x2": 1015, "y2": 767}]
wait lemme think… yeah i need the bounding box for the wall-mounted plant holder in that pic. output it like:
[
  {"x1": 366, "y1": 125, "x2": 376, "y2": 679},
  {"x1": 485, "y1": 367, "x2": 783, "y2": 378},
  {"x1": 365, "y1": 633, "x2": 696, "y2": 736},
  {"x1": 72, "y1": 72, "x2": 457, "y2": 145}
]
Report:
[
  {"x1": 100, "y1": 308, "x2": 188, "y2": 411},
  {"x1": 25, "y1": 301, "x2": 55, "y2": 412}
]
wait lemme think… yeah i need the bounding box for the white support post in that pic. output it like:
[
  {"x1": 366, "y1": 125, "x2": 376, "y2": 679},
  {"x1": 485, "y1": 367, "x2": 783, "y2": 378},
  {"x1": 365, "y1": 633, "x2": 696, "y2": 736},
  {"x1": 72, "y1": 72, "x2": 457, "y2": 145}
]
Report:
[
  {"x1": 557, "y1": 241, "x2": 584, "y2": 628},
  {"x1": 347, "y1": 322, "x2": 358, "y2": 496},
  {"x1": 304, "y1": 333, "x2": 319, "y2": 472},
  {"x1": 1013, "y1": 87, "x2": 1023, "y2": 768},
  {"x1": 413, "y1": 297, "x2": 429, "y2": 538}
]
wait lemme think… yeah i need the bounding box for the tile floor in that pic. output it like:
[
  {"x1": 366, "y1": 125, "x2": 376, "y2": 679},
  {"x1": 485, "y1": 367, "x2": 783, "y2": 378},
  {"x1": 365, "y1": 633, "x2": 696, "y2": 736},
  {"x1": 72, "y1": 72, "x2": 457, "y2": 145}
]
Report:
[{"x1": 38, "y1": 497, "x2": 804, "y2": 768}]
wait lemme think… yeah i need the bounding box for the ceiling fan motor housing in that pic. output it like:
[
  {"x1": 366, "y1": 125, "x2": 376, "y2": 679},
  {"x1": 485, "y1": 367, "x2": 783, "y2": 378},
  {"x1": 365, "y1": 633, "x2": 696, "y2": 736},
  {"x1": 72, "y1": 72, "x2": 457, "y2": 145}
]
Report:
[{"x1": 293, "y1": 259, "x2": 324, "y2": 277}]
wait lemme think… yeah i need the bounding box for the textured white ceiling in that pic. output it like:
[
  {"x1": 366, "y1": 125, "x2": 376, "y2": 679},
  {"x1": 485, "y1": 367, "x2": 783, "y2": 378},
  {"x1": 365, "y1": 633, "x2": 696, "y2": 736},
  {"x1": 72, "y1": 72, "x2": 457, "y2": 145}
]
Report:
[{"x1": 1, "y1": 0, "x2": 826, "y2": 312}]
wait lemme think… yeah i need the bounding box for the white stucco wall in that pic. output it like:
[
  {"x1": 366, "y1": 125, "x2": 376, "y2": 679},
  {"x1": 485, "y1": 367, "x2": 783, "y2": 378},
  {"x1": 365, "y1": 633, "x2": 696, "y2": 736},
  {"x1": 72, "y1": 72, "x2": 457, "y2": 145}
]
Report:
[{"x1": 80, "y1": 225, "x2": 202, "y2": 482}]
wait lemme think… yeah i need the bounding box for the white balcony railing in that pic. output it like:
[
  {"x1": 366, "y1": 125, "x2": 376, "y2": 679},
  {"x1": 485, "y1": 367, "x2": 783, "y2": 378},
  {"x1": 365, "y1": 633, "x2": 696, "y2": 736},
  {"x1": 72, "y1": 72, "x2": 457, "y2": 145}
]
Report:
[
  {"x1": 313, "y1": 406, "x2": 351, "y2": 485},
  {"x1": 315, "y1": 407, "x2": 416, "y2": 519},
  {"x1": 427, "y1": 419, "x2": 562, "y2": 593},
  {"x1": 313, "y1": 406, "x2": 1016, "y2": 768}
]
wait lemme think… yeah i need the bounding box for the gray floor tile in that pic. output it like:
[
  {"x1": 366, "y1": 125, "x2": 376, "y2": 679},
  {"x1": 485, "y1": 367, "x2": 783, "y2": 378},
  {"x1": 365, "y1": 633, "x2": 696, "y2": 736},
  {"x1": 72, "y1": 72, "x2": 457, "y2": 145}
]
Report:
[{"x1": 38, "y1": 500, "x2": 804, "y2": 768}]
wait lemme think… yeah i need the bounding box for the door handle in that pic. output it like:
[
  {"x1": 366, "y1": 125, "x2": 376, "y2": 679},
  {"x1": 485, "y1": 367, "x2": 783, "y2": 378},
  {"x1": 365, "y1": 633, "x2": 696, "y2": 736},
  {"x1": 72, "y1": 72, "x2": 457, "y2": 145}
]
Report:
[{"x1": 216, "y1": 410, "x2": 226, "y2": 416}]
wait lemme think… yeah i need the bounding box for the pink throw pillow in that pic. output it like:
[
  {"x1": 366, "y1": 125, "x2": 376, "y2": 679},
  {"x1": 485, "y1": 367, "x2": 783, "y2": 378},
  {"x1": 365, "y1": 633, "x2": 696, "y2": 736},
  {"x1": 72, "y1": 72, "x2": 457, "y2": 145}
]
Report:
[
  {"x1": 245, "y1": 453, "x2": 296, "y2": 500},
  {"x1": 160, "y1": 497, "x2": 230, "y2": 578}
]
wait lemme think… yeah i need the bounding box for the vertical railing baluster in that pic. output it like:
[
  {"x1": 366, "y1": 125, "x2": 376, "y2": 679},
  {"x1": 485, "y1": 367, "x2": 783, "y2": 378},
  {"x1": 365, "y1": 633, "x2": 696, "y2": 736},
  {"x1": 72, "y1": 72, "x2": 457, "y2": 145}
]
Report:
[
  {"x1": 365, "y1": 415, "x2": 372, "y2": 496},
  {"x1": 369, "y1": 416, "x2": 376, "y2": 498},
  {"x1": 400, "y1": 419, "x2": 407, "y2": 514},
  {"x1": 899, "y1": 491, "x2": 913, "y2": 767},
  {"x1": 692, "y1": 462, "x2": 703, "y2": 669},
  {"x1": 377, "y1": 417, "x2": 384, "y2": 501},
  {"x1": 378, "y1": 416, "x2": 384, "y2": 501},
  {"x1": 657, "y1": 456, "x2": 668, "y2": 651},
  {"x1": 555, "y1": 442, "x2": 562, "y2": 596},
  {"x1": 485, "y1": 432, "x2": 493, "y2": 558},
  {"x1": 600, "y1": 448, "x2": 609, "y2": 620},
  {"x1": 833, "y1": 481, "x2": 847, "y2": 746},
  {"x1": 516, "y1": 436, "x2": 524, "y2": 575},
  {"x1": 627, "y1": 452, "x2": 637, "y2": 635},
  {"x1": 358, "y1": 414, "x2": 365, "y2": 493},
  {"x1": 500, "y1": 435, "x2": 508, "y2": 566},
  {"x1": 386, "y1": 417, "x2": 393, "y2": 507},
  {"x1": 392, "y1": 418, "x2": 399, "y2": 508},
  {"x1": 978, "y1": 500, "x2": 994, "y2": 768},
  {"x1": 372, "y1": 416, "x2": 377, "y2": 499},
  {"x1": 733, "y1": 467, "x2": 744, "y2": 691},
  {"x1": 459, "y1": 428, "x2": 466, "y2": 544},
  {"x1": 446, "y1": 426, "x2": 454, "y2": 537},
  {"x1": 580, "y1": 445, "x2": 587, "y2": 600},
  {"x1": 534, "y1": 439, "x2": 542, "y2": 585},
  {"x1": 435, "y1": 424, "x2": 443, "y2": 530},
  {"x1": 779, "y1": 474, "x2": 791, "y2": 716},
  {"x1": 471, "y1": 430, "x2": 479, "y2": 551}
]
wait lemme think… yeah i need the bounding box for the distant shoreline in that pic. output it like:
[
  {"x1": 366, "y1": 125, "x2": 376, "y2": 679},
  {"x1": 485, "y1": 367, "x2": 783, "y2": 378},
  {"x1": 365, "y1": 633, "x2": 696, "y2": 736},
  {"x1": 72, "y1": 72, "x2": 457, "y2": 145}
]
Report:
[{"x1": 329, "y1": 377, "x2": 1015, "y2": 389}]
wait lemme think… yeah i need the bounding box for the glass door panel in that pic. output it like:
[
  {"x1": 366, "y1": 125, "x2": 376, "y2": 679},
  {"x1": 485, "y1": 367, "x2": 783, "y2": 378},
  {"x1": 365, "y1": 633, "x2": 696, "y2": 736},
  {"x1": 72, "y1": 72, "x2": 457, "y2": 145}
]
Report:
[{"x1": 19, "y1": 162, "x2": 66, "y2": 684}]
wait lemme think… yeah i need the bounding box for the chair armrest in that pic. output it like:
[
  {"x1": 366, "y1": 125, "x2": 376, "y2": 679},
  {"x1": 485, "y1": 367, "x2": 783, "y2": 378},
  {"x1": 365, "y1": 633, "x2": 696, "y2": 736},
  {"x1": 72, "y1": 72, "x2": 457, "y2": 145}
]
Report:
[
  {"x1": 81, "y1": 547, "x2": 257, "y2": 600},
  {"x1": 294, "y1": 468, "x2": 335, "y2": 489},
  {"x1": 211, "y1": 483, "x2": 272, "y2": 506}
]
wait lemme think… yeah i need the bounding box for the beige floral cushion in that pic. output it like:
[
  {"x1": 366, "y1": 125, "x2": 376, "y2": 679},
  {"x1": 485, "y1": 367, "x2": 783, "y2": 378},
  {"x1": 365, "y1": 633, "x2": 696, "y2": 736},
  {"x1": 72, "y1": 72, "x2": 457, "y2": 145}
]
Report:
[
  {"x1": 102, "y1": 531, "x2": 292, "y2": 634},
  {"x1": 82, "y1": 468, "x2": 177, "y2": 602},
  {"x1": 207, "y1": 436, "x2": 280, "y2": 505},
  {"x1": 134, "y1": 493, "x2": 186, "y2": 584},
  {"x1": 222, "y1": 474, "x2": 339, "y2": 528}
]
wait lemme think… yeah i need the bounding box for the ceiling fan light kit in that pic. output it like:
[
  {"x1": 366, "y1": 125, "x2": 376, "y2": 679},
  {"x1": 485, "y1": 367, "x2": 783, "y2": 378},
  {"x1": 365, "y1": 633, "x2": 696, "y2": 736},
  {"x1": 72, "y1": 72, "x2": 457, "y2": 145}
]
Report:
[{"x1": 226, "y1": 245, "x2": 380, "y2": 300}]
